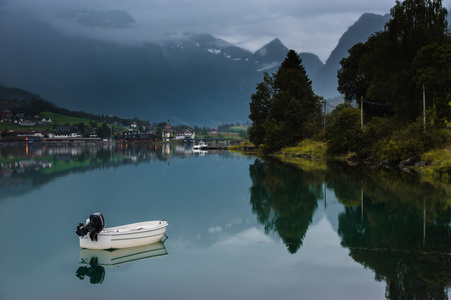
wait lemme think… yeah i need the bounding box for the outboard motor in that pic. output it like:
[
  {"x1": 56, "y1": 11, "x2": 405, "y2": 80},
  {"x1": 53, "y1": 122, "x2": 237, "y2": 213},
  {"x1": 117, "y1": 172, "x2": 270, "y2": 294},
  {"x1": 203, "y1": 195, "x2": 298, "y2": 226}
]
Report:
[{"x1": 76, "y1": 213, "x2": 105, "y2": 241}]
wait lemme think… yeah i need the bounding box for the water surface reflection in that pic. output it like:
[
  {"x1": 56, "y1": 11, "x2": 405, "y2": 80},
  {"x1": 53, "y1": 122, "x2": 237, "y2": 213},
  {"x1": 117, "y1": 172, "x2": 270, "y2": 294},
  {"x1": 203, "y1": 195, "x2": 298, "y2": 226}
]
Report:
[
  {"x1": 249, "y1": 158, "x2": 451, "y2": 298},
  {"x1": 77, "y1": 242, "x2": 168, "y2": 284},
  {"x1": 0, "y1": 143, "x2": 224, "y2": 198},
  {"x1": 0, "y1": 144, "x2": 449, "y2": 299}
]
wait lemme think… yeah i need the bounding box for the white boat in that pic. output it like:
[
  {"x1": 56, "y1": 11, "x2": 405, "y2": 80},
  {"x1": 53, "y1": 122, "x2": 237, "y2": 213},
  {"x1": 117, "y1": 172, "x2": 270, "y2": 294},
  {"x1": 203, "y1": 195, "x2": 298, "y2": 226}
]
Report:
[
  {"x1": 76, "y1": 213, "x2": 168, "y2": 250},
  {"x1": 194, "y1": 140, "x2": 208, "y2": 149}
]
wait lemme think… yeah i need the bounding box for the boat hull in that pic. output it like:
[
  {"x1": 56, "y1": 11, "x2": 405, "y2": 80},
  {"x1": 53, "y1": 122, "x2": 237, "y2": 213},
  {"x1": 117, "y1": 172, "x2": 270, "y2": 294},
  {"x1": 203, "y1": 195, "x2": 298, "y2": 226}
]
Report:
[{"x1": 79, "y1": 220, "x2": 168, "y2": 250}]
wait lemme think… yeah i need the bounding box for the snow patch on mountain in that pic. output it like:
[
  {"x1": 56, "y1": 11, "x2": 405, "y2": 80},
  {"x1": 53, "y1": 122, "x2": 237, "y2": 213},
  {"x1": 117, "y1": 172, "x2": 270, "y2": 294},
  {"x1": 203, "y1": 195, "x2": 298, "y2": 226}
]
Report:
[
  {"x1": 207, "y1": 48, "x2": 221, "y2": 54},
  {"x1": 225, "y1": 54, "x2": 242, "y2": 61}
]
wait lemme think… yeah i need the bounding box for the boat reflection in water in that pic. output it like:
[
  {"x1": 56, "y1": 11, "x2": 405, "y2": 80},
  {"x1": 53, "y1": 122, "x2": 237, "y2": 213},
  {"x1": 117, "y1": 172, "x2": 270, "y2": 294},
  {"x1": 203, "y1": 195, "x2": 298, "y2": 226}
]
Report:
[
  {"x1": 76, "y1": 242, "x2": 168, "y2": 284},
  {"x1": 193, "y1": 149, "x2": 208, "y2": 156}
]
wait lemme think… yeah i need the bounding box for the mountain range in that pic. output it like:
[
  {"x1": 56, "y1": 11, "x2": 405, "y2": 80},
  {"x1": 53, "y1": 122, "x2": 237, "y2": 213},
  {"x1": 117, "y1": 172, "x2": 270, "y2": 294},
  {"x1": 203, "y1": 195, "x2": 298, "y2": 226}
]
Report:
[{"x1": 0, "y1": 9, "x2": 391, "y2": 126}]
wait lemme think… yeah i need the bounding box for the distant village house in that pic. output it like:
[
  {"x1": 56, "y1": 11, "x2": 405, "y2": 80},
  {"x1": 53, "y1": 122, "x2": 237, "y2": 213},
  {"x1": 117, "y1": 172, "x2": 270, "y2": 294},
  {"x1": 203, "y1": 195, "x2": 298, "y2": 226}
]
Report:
[
  {"x1": 175, "y1": 129, "x2": 195, "y2": 140},
  {"x1": 0, "y1": 109, "x2": 13, "y2": 122}
]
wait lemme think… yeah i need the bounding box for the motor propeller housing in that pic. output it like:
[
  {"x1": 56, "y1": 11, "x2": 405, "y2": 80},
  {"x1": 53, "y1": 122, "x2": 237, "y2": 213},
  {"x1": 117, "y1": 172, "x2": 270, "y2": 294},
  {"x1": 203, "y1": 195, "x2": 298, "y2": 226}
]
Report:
[{"x1": 76, "y1": 213, "x2": 105, "y2": 241}]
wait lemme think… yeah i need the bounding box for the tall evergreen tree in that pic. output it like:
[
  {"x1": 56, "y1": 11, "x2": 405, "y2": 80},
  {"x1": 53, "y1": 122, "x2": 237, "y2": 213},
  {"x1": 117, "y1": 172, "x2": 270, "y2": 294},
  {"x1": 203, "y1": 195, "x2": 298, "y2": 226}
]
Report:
[
  {"x1": 248, "y1": 73, "x2": 274, "y2": 146},
  {"x1": 249, "y1": 50, "x2": 321, "y2": 153}
]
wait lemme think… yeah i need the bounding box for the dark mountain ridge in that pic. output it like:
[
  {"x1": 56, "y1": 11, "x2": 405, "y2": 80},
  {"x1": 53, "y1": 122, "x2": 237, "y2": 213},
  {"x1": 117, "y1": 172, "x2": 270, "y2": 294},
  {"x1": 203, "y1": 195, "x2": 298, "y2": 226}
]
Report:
[
  {"x1": 0, "y1": 86, "x2": 43, "y2": 103},
  {"x1": 0, "y1": 8, "x2": 390, "y2": 126},
  {"x1": 312, "y1": 13, "x2": 391, "y2": 98}
]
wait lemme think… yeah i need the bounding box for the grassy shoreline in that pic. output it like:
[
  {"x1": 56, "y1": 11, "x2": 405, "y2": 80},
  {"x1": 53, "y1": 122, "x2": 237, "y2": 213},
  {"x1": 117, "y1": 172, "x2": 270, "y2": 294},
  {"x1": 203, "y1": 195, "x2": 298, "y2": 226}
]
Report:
[
  {"x1": 230, "y1": 139, "x2": 451, "y2": 185},
  {"x1": 417, "y1": 146, "x2": 451, "y2": 183}
]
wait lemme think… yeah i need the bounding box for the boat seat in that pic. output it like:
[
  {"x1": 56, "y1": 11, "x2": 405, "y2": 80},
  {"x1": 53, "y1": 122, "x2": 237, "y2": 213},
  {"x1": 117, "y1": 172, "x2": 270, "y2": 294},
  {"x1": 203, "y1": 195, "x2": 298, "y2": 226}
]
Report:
[{"x1": 94, "y1": 227, "x2": 144, "y2": 233}]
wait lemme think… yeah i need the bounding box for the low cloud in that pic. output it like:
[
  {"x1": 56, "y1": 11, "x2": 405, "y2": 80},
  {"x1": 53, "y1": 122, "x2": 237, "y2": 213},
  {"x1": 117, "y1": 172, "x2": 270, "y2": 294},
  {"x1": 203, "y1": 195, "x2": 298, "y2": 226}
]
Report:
[{"x1": 3, "y1": 0, "x2": 430, "y2": 61}]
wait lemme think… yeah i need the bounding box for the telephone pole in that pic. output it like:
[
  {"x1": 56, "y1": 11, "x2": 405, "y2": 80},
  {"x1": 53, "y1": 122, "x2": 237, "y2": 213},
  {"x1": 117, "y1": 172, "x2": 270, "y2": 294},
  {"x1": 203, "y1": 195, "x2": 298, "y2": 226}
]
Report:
[
  {"x1": 422, "y1": 84, "x2": 426, "y2": 131},
  {"x1": 360, "y1": 96, "x2": 363, "y2": 129}
]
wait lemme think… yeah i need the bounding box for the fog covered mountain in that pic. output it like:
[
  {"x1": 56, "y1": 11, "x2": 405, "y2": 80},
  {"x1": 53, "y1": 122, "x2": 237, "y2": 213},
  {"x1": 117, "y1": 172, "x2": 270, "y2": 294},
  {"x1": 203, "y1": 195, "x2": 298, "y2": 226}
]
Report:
[{"x1": 0, "y1": 8, "x2": 388, "y2": 126}]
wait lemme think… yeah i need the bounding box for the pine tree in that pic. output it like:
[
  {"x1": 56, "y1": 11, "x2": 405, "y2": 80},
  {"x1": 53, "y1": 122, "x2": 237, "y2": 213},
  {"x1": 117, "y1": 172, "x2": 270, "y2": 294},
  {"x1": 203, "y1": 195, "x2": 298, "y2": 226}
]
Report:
[{"x1": 249, "y1": 50, "x2": 321, "y2": 153}]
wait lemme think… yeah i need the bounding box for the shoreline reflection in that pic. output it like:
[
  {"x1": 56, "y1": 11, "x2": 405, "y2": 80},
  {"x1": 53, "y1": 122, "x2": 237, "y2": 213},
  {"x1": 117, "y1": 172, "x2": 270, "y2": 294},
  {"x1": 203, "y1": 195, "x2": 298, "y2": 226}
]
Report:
[{"x1": 0, "y1": 143, "x2": 229, "y2": 198}]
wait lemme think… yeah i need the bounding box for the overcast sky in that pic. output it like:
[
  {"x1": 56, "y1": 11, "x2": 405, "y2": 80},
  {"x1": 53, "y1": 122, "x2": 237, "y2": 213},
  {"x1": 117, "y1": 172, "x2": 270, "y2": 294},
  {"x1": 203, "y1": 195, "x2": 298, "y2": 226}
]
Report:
[{"x1": 2, "y1": 0, "x2": 450, "y2": 62}]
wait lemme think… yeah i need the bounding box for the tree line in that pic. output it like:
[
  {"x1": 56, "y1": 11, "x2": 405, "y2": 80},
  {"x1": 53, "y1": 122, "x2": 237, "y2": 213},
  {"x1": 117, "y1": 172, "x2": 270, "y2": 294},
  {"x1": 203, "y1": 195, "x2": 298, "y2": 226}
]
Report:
[{"x1": 249, "y1": 0, "x2": 450, "y2": 161}]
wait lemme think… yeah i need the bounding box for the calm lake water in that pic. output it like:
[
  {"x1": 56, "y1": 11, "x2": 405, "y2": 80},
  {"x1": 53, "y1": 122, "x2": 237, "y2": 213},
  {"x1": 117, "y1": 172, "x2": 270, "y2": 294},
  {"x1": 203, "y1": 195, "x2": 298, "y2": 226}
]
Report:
[{"x1": 0, "y1": 143, "x2": 450, "y2": 300}]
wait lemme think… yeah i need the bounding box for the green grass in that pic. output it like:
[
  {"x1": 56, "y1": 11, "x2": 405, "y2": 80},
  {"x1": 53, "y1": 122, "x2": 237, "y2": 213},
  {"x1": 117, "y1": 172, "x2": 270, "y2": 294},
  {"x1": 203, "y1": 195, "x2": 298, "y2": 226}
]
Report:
[
  {"x1": 228, "y1": 141, "x2": 258, "y2": 155},
  {"x1": 419, "y1": 144, "x2": 451, "y2": 183},
  {"x1": 40, "y1": 112, "x2": 92, "y2": 126},
  {"x1": 230, "y1": 125, "x2": 249, "y2": 132},
  {"x1": 0, "y1": 123, "x2": 51, "y2": 131},
  {"x1": 0, "y1": 112, "x2": 128, "y2": 132},
  {"x1": 274, "y1": 139, "x2": 328, "y2": 171},
  {"x1": 0, "y1": 111, "x2": 92, "y2": 131},
  {"x1": 279, "y1": 139, "x2": 327, "y2": 157}
]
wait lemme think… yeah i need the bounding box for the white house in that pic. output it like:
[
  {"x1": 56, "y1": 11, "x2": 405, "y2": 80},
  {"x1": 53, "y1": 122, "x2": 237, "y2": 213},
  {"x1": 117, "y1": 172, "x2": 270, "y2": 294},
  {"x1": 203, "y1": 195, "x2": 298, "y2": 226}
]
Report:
[{"x1": 175, "y1": 129, "x2": 195, "y2": 140}]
